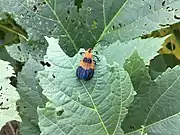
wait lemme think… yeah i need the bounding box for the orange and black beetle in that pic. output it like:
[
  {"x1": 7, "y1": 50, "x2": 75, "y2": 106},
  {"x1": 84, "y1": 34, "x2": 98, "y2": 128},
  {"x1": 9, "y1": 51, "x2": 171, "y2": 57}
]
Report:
[{"x1": 76, "y1": 48, "x2": 98, "y2": 81}]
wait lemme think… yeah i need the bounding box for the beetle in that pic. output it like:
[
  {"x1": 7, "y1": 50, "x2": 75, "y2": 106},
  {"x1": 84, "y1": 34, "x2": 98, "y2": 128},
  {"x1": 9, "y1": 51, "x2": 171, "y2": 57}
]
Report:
[{"x1": 76, "y1": 48, "x2": 98, "y2": 81}]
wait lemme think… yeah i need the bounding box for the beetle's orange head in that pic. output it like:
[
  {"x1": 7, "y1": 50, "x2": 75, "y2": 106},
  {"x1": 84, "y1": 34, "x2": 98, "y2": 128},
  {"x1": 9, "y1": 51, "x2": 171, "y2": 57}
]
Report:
[{"x1": 85, "y1": 48, "x2": 93, "y2": 58}]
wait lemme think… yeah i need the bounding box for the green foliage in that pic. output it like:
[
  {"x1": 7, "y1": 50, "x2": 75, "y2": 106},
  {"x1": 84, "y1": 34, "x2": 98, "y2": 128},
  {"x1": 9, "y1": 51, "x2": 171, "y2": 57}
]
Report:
[
  {"x1": 1, "y1": 0, "x2": 180, "y2": 135},
  {"x1": 1, "y1": 0, "x2": 180, "y2": 55},
  {"x1": 100, "y1": 36, "x2": 168, "y2": 67},
  {"x1": 123, "y1": 52, "x2": 180, "y2": 135},
  {"x1": 0, "y1": 60, "x2": 21, "y2": 129},
  {"x1": 16, "y1": 56, "x2": 47, "y2": 135}
]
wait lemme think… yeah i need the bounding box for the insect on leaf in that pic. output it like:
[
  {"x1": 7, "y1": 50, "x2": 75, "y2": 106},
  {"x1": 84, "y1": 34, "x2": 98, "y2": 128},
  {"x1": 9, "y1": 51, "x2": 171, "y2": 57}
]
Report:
[{"x1": 37, "y1": 36, "x2": 136, "y2": 135}]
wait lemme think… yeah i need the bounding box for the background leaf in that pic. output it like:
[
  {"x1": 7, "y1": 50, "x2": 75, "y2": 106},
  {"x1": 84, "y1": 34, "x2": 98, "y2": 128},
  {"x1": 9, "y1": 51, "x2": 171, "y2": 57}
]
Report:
[
  {"x1": 2, "y1": 0, "x2": 180, "y2": 55},
  {"x1": 37, "y1": 37, "x2": 135, "y2": 135},
  {"x1": 100, "y1": 36, "x2": 168, "y2": 67},
  {"x1": 149, "y1": 54, "x2": 180, "y2": 80},
  {"x1": 122, "y1": 52, "x2": 180, "y2": 135},
  {"x1": 0, "y1": 60, "x2": 21, "y2": 129},
  {"x1": 5, "y1": 41, "x2": 47, "y2": 62},
  {"x1": 0, "y1": 0, "x2": 129, "y2": 55},
  {"x1": 103, "y1": 0, "x2": 180, "y2": 43},
  {"x1": 16, "y1": 56, "x2": 47, "y2": 135}
]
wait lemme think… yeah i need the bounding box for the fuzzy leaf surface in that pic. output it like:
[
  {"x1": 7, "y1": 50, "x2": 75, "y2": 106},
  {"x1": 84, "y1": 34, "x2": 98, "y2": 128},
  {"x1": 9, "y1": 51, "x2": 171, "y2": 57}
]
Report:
[
  {"x1": 37, "y1": 37, "x2": 135, "y2": 135},
  {"x1": 122, "y1": 52, "x2": 180, "y2": 135}
]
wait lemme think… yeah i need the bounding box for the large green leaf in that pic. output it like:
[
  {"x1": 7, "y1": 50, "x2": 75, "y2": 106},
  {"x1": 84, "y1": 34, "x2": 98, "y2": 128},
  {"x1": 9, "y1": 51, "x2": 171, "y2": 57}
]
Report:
[
  {"x1": 123, "y1": 50, "x2": 151, "y2": 91},
  {"x1": 37, "y1": 37, "x2": 135, "y2": 135},
  {"x1": 100, "y1": 36, "x2": 168, "y2": 67},
  {"x1": 0, "y1": 0, "x2": 128, "y2": 55},
  {"x1": 1, "y1": 0, "x2": 180, "y2": 55},
  {"x1": 0, "y1": 60, "x2": 21, "y2": 129},
  {"x1": 103, "y1": 0, "x2": 180, "y2": 43},
  {"x1": 0, "y1": 46, "x2": 16, "y2": 65},
  {"x1": 16, "y1": 56, "x2": 47, "y2": 135},
  {"x1": 122, "y1": 52, "x2": 180, "y2": 135}
]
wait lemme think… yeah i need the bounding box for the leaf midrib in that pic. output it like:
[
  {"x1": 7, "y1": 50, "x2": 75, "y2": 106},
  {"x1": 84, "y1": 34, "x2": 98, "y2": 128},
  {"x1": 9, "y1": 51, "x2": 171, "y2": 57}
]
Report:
[
  {"x1": 144, "y1": 74, "x2": 180, "y2": 125},
  {"x1": 124, "y1": 112, "x2": 180, "y2": 135},
  {"x1": 53, "y1": 47, "x2": 109, "y2": 134},
  {"x1": 97, "y1": 0, "x2": 129, "y2": 42},
  {"x1": 64, "y1": 53, "x2": 109, "y2": 134},
  {"x1": 44, "y1": 0, "x2": 78, "y2": 52},
  {"x1": 42, "y1": 43, "x2": 109, "y2": 134}
]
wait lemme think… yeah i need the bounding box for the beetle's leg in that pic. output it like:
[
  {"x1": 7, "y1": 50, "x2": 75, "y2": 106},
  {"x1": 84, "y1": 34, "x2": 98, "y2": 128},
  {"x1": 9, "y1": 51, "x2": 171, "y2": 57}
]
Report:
[
  {"x1": 93, "y1": 50, "x2": 99, "y2": 55},
  {"x1": 93, "y1": 60, "x2": 97, "y2": 65},
  {"x1": 79, "y1": 52, "x2": 85, "y2": 55},
  {"x1": 93, "y1": 55, "x2": 100, "y2": 61}
]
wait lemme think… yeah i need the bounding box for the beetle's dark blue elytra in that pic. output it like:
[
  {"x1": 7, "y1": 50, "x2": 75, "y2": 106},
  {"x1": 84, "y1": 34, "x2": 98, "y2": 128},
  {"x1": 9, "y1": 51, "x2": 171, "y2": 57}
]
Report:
[
  {"x1": 76, "y1": 48, "x2": 96, "y2": 81},
  {"x1": 76, "y1": 66, "x2": 94, "y2": 81}
]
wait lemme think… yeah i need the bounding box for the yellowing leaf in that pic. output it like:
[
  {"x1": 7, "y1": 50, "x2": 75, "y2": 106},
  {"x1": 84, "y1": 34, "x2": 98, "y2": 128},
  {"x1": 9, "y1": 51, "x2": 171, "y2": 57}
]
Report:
[{"x1": 159, "y1": 34, "x2": 180, "y2": 59}]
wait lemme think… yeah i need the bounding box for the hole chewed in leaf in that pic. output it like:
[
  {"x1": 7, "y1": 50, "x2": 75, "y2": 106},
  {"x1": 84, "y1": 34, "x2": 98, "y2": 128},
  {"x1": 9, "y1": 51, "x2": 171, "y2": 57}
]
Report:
[
  {"x1": 46, "y1": 62, "x2": 51, "y2": 67},
  {"x1": 75, "y1": 0, "x2": 83, "y2": 12},
  {"x1": 71, "y1": 18, "x2": 76, "y2": 23},
  {"x1": 166, "y1": 42, "x2": 175, "y2": 51},
  {"x1": 67, "y1": 10, "x2": 70, "y2": 14},
  {"x1": 174, "y1": 15, "x2": 180, "y2": 20},
  {"x1": 149, "y1": 5, "x2": 151, "y2": 9},
  {"x1": 130, "y1": 125, "x2": 135, "y2": 130},
  {"x1": 9, "y1": 76, "x2": 17, "y2": 87},
  {"x1": 20, "y1": 13, "x2": 24, "y2": 17},
  {"x1": 159, "y1": 24, "x2": 169, "y2": 27},
  {"x1": 52, "y1": 74, "x2": 55, "y2": 78},
  {"x1": 48, "y1": 30, "x2": 52, "y2": 35},
  {"x1": 112, "y1": 25, "x2": 115, "y2": 30},
  {"x1": 166, "y1": 6, "x2": 173, "y2": 12},
  {"x1": 162, "y1": 1, "x2": 166, "y2": 6},
  {"x1": 87, "y1": 7, "x2": 92, "y2": 13},
  {"x1": 1, "y1": 107, "x2": 9, "y2": 110},
  {"x1": 17, "y1": 46, "x2": 21, "y2": 51},
  {"x1": 33, "y1": 5, "x2": 38, "y2": 12},
  {"x1": 56, "y1": 109, "x2": 64, "y2": 116},
  {"x1": 40, "y1": 61, "x2": 51, "y2": 67}
]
